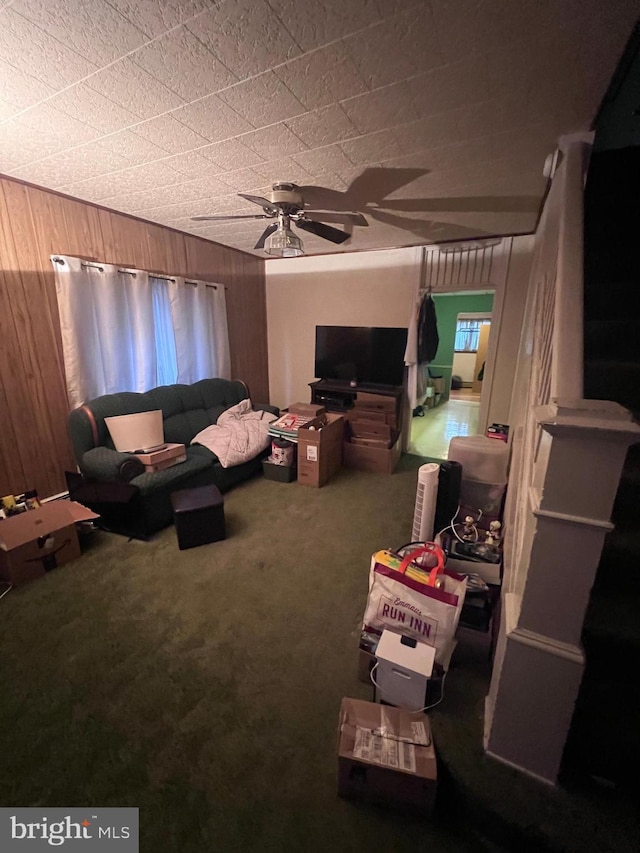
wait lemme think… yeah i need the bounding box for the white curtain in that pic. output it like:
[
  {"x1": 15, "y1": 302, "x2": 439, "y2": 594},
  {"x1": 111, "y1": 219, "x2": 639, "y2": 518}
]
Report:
[
  {"x1": 53, "y1": 256, "x2": 156, "y2": 407},
  {"x1": 53, "y1": 256, "x2": 230, "y2": 406},
  {"x1": 167, "y1": 277, "x2": 230, "y2": 384}
]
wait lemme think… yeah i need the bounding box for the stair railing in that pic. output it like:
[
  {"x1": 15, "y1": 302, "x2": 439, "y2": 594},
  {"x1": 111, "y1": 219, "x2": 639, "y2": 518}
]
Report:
[{"x1": 483, "y1": 133, "x2": 640, "y2": 783}]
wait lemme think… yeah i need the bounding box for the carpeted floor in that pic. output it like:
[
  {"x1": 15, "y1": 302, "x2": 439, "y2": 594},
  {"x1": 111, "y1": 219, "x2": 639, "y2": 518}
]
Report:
[
  {"x1": 0, "y1": 456, "x2": 496, "y2": 853},
  {"x1": 4, "y1": 457, "x2": 639, "y2": 852}
]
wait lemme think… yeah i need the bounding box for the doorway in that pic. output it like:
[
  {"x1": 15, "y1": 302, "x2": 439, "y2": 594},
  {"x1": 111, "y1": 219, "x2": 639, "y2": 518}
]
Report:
[{"x1": 409, "y1": 295, "x2": 494, "y2": 459}]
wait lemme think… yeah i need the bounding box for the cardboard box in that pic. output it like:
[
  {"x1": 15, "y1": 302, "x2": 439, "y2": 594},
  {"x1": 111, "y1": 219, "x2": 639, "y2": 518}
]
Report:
[
  {"x1": 353, "y1": 392, "x2": 397, "y2": 413},
  {"x1": 297, "y1": 413, "x2": 344, "y2": 487},
  {"x1": 337, "y1": 697, "x2": 437, "y2": 814},
  {"x1": 143, "y1": 453, "x2": 187, "y2": 473},
  {"x1": 343, "y1": 434, "x2": 402, "y2": 474},
  {"x1": 347, "y1": 408, "x2": 397, "y2": 431},
  {"x1": 133, "y1": 443, "x2": 186, "y2": 466},
  {"x1": 288, "y1": 402, "x2": 326, "y2": 417},
  {"x1": 346, "y1": 408, "x2": 386, "y2": 424},
  {"x1": 349, "y1": 420, "x2": 393, "y2": 441},
  {"x1": 0, "y1": 502, "x2": 81, "y2": 586}
]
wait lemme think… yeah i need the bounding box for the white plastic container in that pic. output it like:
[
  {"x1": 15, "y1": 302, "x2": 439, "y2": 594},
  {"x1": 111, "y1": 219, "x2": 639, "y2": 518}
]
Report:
[
  {"x1": 447, "y1": 435, "x2": 508, "y2": 484},
  {"x1": 459, "y1": 479, "x2": 506, "y2": 518}
]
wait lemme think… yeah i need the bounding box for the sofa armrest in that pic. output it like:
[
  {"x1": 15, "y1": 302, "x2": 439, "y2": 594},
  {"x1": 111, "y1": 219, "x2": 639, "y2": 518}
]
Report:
[
  {"x1": 81, "y1": 447, "x2": 145, "y2": 483},
  {"x1": 254, "y1": 403, "x2": 280, "y2": 417}
]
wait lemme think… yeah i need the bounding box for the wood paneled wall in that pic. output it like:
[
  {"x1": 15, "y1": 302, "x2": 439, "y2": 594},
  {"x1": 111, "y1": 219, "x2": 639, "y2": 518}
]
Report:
[{"x1": 0, "y1": 175, "x2": 269, "y2": 500}]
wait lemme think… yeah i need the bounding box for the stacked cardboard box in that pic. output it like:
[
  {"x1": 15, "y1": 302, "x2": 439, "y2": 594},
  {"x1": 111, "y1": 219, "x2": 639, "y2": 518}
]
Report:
[
  {"x1": 343, "y1": 392, "x2": 401, "y2": 474},
  {"x1": 134, "y1": 443, "x2": 186, "y2": 472}
]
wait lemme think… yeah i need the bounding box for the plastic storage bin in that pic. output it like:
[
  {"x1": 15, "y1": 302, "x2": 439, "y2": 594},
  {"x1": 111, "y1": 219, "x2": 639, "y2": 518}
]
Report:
[
  {"x1": 262, "y1": 459, "x2": 297, "y2": 482},
  {"x1": 447, "y1": 435, "x2": 508, "y2": 483}
]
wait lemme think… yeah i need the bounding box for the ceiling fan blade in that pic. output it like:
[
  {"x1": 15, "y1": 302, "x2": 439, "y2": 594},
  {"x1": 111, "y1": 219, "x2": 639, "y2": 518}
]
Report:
[
  {"x1": 296, "y1": 185, "x2": 351, "y2": 211},
  {"x1": 254, "y1": 223, "x2": 278, "y2": 249},
  {"x1": 298, "y1": 168, "x2": 429, "y2": 212},
  {"x1": 295, "y1": 218, "x2": 350, "y2": 244},
  {"x1": 368, "y1": 208, "x2": 474, "y2": 241},
  {"x1": 238, "y1": 192, "x2": 277, "y2": 211},
  {"x1": 305, "y1": 211, "x2": 369, "y2": 227},
  {"x1": 192, "y1": 214, "x2": 272, "y2": 221}
]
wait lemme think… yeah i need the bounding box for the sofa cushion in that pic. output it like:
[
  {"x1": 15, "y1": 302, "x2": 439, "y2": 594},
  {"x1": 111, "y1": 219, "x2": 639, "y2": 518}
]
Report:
[{"x1": 129, "y1": 448, "x2": 213, "y2": 496}]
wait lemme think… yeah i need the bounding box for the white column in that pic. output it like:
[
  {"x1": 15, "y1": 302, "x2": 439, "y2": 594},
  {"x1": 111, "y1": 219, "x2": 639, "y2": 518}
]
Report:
[{"x1": 484, "y1": 399, "x2": 640, "y2": 784}]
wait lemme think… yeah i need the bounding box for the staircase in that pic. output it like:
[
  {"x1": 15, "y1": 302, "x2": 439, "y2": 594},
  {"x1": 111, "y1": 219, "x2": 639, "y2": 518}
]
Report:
[{"x1": 561, "y1": 145, "x2": 640, "y2": 789}]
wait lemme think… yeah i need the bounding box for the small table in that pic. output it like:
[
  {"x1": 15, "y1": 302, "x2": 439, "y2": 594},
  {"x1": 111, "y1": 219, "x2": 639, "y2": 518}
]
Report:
[{"x1": 170, "y1": 484, "x2": 225, "y2": 550}]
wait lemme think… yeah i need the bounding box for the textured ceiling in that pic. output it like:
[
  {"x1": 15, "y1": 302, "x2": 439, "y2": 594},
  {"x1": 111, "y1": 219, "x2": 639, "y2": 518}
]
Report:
[{"x1": 0, "y1": 0, "x2": 637, "y2": 257}]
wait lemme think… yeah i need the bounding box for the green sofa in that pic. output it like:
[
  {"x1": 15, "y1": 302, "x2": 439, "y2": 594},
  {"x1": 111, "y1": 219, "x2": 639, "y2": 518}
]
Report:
[{"x1": 67, "y1": 378, "x2": 279, "y2": 538}]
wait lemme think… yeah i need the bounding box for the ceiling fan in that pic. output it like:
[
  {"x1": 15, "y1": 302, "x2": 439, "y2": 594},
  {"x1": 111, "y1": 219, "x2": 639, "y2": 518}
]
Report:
[{"x1": 192, "y1": 182, "x2": 368, "y2": 257}]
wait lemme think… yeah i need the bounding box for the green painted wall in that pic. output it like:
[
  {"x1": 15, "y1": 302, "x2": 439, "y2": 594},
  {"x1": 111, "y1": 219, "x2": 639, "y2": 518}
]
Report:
[{"x1": 429, "y1": 293, "x2": 494, "y2": 399}]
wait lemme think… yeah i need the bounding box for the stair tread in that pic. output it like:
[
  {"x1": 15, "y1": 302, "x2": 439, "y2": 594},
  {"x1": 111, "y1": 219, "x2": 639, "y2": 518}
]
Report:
[
  {"x1": 602, "y1": 526, "x2": 640, "y2": 553},
  {"x1": 583, "y1": 589, "x2": 640, "y2": 647}
]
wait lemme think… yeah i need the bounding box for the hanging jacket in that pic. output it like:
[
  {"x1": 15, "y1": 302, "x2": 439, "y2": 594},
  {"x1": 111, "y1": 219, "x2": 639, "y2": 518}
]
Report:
[{"x1": 417, "y1": 294, "x2": 439, "y2": 363}]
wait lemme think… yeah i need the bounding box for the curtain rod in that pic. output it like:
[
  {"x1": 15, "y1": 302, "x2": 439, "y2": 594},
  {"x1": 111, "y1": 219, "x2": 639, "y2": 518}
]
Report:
[
  {"x1": 151, "y1": 274, "x2": 218, "y2": 289},
  {"x1": 52, "y1": 257, "x2": 222, "y2": 289}
]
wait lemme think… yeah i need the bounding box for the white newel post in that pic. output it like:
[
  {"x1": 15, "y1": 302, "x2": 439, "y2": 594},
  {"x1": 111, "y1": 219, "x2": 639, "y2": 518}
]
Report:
[{"x1": 484, "y1": 399, "x2": 640, "y2": 783}]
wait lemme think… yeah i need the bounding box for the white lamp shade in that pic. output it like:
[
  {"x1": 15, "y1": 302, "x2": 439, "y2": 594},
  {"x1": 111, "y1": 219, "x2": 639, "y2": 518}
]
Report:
[{"x1": 105, "y1": 410, "x2": 165, "y2": 453}]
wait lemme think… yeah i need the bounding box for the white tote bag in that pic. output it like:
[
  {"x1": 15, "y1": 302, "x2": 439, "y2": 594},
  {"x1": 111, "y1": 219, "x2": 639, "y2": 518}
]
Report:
[{"x1": 362, "y1": 545, "x2": 467, "y2": 663}]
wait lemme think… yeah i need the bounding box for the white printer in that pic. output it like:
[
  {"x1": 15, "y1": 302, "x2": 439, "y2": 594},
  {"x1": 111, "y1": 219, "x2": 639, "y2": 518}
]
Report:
[{"x1": 373, "y1": 630, "x2": 436, "y2": 711}]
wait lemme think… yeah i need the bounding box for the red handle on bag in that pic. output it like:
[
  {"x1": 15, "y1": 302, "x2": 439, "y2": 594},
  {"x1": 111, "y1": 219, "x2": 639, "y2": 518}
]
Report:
[{"x1": 397, "y1": 542, "x2": 444, "y2": 587}]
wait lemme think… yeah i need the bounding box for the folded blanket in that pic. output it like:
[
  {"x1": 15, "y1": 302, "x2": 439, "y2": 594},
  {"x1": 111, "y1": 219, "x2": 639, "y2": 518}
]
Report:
[{"x1": 192, "y1": 399, "x2": 277, "y2": 468}]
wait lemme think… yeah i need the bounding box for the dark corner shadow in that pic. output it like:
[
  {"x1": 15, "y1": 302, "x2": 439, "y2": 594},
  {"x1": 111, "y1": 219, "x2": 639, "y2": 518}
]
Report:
[
  {"x1": 299, "y1": 167, "x2": 431, "y2": 211},
  {"x1": 382, "y1": 196, "x2": 542, "y2": 214}
]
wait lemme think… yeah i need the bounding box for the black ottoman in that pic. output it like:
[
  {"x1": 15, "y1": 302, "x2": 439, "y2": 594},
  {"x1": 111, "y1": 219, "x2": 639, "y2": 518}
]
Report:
[{"x1": 170, "y1": 484, "x2": 225, "y2": 550}]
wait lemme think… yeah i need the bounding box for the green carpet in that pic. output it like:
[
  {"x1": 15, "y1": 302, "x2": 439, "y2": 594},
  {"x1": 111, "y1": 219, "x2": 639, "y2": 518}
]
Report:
[{"x1": 0, "y1": 456, "x2": 493, "y2": 853}]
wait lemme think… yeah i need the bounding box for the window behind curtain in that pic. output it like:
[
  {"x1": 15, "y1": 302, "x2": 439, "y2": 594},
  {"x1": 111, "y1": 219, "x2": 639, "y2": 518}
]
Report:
[
  {"x1": 53, "y1": 256, "x2": 228, "y2": 406},
  {"x1": 151, "y1": 277, "x2": 178, "y2": 386}
]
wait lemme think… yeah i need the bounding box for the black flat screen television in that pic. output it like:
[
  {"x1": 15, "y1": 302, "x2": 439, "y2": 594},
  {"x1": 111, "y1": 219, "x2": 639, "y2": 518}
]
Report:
[{"x1": 315, "y1": 326, "x2": 408, "y2": 387}]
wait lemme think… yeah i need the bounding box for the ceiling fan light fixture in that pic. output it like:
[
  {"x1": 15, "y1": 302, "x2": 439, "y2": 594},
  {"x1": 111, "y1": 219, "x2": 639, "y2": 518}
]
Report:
[{"x1": 264, "y1": 225, "x2": 304, "y2": 257}]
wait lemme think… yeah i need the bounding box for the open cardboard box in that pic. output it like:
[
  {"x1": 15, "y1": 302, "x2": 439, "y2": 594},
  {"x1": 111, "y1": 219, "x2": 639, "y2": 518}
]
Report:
[
  {"x1": 337, "y1": 697, "x2": 437, "y2": 814},
  {"x1": 297, "y1": 413, "x2": 344, "y2": 487},
  {"x1": 0, "y1": 501, "x2": 95, "y2": 586}
]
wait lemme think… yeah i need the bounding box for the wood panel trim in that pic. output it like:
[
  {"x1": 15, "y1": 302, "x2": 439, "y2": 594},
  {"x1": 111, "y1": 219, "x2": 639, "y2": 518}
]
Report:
[
  {"x1": 0, "y1": 171, "x2": 258, "y2": 260},
  {"x1": 0, "y1": 174, "x2": 268, "y2": 500}
]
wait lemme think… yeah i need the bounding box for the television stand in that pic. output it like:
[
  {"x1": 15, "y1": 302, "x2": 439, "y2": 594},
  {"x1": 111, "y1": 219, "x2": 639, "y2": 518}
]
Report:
[
  {"x1": 309, "y1": 379, "x2": 404, "y2": 414},
  {"x1": 309, "y1": 381, "x2": 355, "y2": 411}
]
